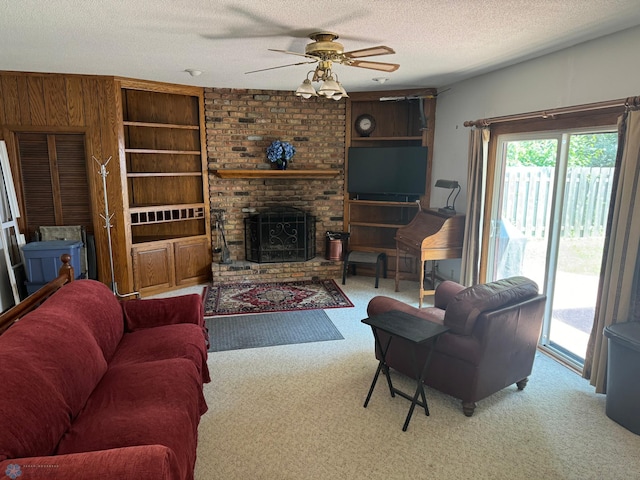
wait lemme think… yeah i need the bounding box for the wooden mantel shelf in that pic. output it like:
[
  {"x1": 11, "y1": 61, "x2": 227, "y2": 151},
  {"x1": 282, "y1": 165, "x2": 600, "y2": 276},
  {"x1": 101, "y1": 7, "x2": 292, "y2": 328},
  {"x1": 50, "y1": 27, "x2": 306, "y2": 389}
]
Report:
[{"x1": 212, "y1": 169, "x2": 340, "y2": 179}]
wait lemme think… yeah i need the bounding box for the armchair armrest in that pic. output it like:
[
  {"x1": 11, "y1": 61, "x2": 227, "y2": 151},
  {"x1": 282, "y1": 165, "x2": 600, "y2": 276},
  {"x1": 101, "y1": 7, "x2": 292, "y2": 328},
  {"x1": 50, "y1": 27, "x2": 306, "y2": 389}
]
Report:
[
  {"x1": 122, "y1": 294, "x2": 204, "y2": 332},
  {"x1": 367, "y1": 296, "x2": 444, "y2": 324},
  {"x1": 434, "y1": 280, "x2": 466, "y2": 309},
  {"x1": 0, "y1": 445, "x2": 181, "y2": 480}
]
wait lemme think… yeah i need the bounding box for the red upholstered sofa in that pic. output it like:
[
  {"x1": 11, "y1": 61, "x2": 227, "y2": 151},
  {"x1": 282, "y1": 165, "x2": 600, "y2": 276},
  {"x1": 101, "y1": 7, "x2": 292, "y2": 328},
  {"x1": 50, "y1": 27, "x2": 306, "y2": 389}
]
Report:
[
  {"x1": 0, "y1": 279, "x2": 210, "y2": 480},
  {"x1": 367, "y1": 276, "x2": 546, "y2": 416}
]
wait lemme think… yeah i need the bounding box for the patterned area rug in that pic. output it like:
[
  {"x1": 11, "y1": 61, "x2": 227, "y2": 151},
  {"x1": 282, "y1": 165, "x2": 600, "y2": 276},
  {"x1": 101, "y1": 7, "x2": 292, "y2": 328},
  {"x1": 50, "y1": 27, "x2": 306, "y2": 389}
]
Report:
[
  {"x1": 204, "y1": 279, "x2": 353, "y2": 316},
  {"x1": 205, "y1": 310, "x2": 343, "y2": 352}
]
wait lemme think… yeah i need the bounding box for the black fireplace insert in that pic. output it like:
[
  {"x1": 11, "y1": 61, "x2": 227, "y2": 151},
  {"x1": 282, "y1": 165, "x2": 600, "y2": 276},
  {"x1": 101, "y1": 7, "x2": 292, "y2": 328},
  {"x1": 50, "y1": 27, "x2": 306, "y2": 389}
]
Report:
[{"x1": 244, "y1": 207, "x2": 316, "y2": 263}]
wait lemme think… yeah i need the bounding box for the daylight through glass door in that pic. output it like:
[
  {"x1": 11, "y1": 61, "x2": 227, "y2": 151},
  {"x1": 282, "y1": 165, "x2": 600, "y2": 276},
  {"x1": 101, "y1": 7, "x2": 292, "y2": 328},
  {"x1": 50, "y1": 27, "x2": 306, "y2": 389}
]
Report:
[{"x1": 487, "y1": 130, "x2": 617, "y2": 366}]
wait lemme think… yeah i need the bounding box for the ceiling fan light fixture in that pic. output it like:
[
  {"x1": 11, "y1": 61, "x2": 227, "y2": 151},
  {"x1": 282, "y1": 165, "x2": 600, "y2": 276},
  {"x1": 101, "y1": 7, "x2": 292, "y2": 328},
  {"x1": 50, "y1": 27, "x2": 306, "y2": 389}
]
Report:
[
  {"x1": 318, "y1": 76, "x2": 340, "y2": 97},
  {"x1": 261, "y1": 31, "x2": 398, "y2": 102},
  {"x1": 331, "y1": 78, "x2": 349, "y2": 100},
  {"x1": 295, "y1": 78, "x2": 318, "y2": 99}
]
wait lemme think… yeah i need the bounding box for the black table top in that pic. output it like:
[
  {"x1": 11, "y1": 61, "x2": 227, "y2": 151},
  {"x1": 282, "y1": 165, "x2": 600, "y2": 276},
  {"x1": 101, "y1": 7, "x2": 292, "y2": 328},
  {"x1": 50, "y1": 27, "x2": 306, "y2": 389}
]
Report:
[{"x1": 362, "y1": 310, "x2": 450, "y2": 344}]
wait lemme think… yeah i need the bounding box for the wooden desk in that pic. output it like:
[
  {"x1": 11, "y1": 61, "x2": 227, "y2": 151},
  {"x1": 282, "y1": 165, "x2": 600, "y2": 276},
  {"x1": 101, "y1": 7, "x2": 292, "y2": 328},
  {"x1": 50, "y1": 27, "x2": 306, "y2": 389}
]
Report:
[{"x1": 394, "y1": 209, "x2": 465, "y2": 307}]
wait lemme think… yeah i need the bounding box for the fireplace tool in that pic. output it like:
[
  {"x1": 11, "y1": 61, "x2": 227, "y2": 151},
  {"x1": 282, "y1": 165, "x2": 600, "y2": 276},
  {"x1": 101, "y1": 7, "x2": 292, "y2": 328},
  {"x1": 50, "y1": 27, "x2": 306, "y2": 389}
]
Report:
[
  {"x1": 93, "y1": 156, "x2": 139, "y2": 299},
  {"x1": 212, "y1": 209, "x2": 232, "y2": 264}
]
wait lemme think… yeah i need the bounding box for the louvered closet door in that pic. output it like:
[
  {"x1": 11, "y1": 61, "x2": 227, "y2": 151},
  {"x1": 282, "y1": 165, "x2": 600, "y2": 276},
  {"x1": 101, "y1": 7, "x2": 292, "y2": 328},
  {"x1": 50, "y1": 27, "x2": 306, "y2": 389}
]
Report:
[{"x1": 16, "y1": 133, "x2": 92, "y2": 240}]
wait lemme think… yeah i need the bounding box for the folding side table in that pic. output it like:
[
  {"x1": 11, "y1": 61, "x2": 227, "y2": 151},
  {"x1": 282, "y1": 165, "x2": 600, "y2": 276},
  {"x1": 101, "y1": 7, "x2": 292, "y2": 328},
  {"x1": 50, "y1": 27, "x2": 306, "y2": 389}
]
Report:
[{"x1": 362, "y1": 310, "x2": 450, "y2": 431}]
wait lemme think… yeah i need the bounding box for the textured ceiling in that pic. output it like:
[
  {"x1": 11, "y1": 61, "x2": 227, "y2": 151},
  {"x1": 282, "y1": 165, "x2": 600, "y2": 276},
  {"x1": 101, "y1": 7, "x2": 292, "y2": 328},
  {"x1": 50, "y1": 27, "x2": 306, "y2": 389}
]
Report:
[{"x1": 2, "y1": 0, "x2": 640, "y2": 93}]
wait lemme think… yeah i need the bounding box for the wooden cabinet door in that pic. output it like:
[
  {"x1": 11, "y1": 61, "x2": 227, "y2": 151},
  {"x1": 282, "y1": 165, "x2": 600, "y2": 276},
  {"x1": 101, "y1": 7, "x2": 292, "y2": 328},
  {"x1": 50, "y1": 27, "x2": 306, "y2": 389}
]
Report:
[
  {"x1": 174, "y1": 237, "x2": 211, "y2": 286},
  {"x1": 131, "y1": 242, "x2": 173, "y2": 294}
]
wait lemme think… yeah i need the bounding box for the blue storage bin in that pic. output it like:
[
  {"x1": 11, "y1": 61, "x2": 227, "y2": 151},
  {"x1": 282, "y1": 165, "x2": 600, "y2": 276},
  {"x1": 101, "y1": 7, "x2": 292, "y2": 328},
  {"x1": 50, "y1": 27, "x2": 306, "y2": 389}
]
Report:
[
  {"x1": 21, "y1": 240, "x2": 83, "y2": 283},
  {"x1": 604, "y1": 321, "x2": 640, "y2": 435},
  {"x1": 25, "y1": 281, "x2": 47, "y2": 296}
]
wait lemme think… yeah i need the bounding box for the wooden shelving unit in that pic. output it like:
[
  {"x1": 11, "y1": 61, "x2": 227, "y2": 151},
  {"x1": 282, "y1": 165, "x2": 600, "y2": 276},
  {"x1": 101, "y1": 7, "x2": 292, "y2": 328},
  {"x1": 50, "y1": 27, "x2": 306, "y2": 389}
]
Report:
[
  {"x1": 347, "y1": 200, "x2": 420, "y2": 253},
  {"x1": 118, "y1": 81, "x2": 212, "y2": 296},
  {"x1": 345, "y1": 89, "x2": 437, "y2": 279}
]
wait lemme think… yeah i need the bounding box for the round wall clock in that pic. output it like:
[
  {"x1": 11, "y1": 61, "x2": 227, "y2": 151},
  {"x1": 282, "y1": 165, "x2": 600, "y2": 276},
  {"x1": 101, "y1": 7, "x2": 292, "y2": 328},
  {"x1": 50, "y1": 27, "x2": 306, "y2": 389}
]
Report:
[{"x1": 355, "y1": 114, "x2": 376, "y2": 137}]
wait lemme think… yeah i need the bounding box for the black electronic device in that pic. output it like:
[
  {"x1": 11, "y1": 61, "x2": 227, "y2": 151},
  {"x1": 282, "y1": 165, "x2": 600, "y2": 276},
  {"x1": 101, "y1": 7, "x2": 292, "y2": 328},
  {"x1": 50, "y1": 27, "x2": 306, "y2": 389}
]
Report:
[{"x1": 347, "y1": 146, "x2": 428, "y2": 200}]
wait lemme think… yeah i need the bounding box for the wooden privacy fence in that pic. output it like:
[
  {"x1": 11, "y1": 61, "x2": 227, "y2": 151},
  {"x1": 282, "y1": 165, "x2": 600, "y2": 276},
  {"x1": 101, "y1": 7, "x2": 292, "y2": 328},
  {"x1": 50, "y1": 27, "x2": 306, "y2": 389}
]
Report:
[{"x1": 501, "y1": 167, "x2": 614, "y2": 238}]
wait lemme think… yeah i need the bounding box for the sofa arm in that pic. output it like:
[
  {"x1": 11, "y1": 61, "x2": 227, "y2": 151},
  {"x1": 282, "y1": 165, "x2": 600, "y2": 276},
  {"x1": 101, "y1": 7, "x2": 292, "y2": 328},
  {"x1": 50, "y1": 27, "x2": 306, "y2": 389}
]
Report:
[
  {"x1": 122, "y1": 294, "x2": 204, "y2": 331},
  {"x1": 0, "y1": 445, "x2": 181, "y2": 479}
]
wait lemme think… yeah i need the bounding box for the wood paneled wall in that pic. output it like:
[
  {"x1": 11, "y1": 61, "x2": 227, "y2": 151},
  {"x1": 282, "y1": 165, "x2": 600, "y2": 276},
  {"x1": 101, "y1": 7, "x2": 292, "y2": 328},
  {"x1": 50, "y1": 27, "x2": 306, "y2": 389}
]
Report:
[{"x1": 0, "y1": 72, "x2": 132, "y2": 293}]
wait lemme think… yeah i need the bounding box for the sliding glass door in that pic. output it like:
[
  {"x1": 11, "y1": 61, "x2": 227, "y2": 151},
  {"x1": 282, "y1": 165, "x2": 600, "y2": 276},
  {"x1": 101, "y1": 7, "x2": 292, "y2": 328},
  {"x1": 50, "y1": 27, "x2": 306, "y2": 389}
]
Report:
[{"x1": 486, "y1": 129, "x2": 616, "y2": 365}]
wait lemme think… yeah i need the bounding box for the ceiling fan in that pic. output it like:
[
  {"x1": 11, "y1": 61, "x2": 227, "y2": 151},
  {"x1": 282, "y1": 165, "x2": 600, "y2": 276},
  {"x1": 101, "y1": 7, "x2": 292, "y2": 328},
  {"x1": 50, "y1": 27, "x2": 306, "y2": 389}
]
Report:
[{"x1": 246, "y1": 31, "x2": 399, "y2": 99}]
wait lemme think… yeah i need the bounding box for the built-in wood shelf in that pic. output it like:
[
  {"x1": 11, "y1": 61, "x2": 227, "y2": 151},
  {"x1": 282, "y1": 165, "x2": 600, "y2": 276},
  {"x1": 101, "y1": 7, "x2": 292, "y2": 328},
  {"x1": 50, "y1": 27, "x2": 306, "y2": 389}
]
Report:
[
  {"x1": 127, "y1": 172, "x2": 202, "y2": 177},
  {"x1": 125, "y1": 148, "x2": 201, "y2": 155},
  {"x1": 123, "y1": 121, "x2": 199, "y2": 130},
  {"x1": 351, "y1": 136, "x2": 423, "y2": 141},
  {"x1": 212, "y1": 169, "x2": 340, "y2": 179}
]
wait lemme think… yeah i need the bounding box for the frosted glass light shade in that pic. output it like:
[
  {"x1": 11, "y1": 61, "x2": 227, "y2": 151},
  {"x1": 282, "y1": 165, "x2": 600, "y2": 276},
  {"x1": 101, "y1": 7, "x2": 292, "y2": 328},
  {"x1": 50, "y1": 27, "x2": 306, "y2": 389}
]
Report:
[
  {"x1": 318, "y1": 77, "x2": 340, "y2": 97},
  {"x1": 295, "y1": 79, "x2": 317, "y2": 99}
]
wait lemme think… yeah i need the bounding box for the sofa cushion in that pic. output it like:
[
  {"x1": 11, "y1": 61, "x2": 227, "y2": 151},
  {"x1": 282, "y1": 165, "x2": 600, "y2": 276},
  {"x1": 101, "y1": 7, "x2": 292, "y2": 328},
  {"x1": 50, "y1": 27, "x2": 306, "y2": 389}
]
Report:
[
  {"x1": 43, "y1": 279, "x2": 125, "y2": 362},
  {"x1": 110, "y1": 323, "x2": 211, "y2": 386},
  {"x1": 122, "y1": 294, "x2": 204, "y2": 332},
  {"x1": 0, "y1": 292, "x2": 116, "y2": 461},
  {"x1": 57, "y1": 358, "x2": 205, "y2": 480},
  {"x1": 2, "y1": 313, "x2": 107, "y2": 413},
  {"x1": 0, "y1": 350, "x2": 72, "y2": 461},
  {"x1": 444, "y1": 276, "x2": 539, "y2": 335}
]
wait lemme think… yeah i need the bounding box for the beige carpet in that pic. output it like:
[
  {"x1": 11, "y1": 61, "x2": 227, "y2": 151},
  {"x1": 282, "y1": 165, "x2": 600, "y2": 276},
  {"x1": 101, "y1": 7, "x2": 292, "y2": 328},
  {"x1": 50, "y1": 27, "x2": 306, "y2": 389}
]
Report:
[{"x1": 190, "y1": 276, "x2": 640, "y2": 480}]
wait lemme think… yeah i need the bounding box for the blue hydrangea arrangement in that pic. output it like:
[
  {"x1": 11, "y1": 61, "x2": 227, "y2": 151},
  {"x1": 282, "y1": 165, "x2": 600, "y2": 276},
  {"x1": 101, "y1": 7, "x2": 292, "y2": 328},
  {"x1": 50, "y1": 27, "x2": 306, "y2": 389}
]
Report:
[{"x1": 266, "y1": 140, "x2": 296, "y2": 169}]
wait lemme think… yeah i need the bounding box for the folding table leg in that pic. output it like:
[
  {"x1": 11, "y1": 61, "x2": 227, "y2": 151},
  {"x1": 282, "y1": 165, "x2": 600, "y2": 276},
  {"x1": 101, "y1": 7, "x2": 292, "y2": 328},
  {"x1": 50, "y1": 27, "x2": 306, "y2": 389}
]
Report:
[{"x1": 363, "y1": 331, "x2": 394, "y2": 407}]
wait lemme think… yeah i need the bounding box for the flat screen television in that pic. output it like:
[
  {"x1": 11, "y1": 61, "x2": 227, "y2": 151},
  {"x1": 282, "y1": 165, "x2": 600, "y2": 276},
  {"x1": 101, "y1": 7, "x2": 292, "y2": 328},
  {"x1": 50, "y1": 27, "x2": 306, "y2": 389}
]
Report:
[{"x1": 347, "y1": 146, "x2": 428, "y2": 201}]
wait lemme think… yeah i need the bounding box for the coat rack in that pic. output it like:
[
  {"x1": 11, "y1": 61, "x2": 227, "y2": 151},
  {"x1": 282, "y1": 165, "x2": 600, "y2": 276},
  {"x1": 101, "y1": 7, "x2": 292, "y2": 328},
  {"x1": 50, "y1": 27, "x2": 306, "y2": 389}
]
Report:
[{"x1": 93, "y1": 156, "x2": 139, "y2": 299}]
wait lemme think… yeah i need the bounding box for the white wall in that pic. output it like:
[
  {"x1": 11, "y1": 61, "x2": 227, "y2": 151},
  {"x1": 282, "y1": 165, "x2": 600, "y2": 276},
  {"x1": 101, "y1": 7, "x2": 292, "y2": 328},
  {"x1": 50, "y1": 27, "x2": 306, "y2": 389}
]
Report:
[{"x1": 430, "y1": 25, "x2": 640, "y2": 281}]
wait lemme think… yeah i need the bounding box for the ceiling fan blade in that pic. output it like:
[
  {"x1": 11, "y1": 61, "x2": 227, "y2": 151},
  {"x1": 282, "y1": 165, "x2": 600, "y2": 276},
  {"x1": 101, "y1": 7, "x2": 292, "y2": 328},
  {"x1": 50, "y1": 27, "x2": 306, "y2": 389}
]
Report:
[
  {"x1": 347, "y1": 60, "x2": 400, "y2": 72},
  {"x1": 206, "y1": 7, "x2": 370, "y2": 41},
  {"x1": 343, "y1": 46, "x2": 396, "y2": 58},
  {"x1": 268, "y1": 48, "x2": 319, "y2": 60},
  {"x1": 245, "y1": 60, "x2": 318, "y2": 74}
]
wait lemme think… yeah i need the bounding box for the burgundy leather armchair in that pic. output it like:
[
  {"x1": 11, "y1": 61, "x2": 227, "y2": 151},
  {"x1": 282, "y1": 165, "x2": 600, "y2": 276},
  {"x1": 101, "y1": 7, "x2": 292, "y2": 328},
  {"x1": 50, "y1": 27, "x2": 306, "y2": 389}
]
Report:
[{"x1": 367, "y1": 276, "x2": 546, "y2": 416}]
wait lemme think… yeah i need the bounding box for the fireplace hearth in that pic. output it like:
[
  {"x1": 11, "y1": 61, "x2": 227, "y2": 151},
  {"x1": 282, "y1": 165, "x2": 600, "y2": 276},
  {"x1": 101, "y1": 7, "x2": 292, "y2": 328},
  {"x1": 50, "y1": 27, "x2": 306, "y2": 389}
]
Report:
[{"x1": 244, "y1": 207, "x2": 316, "y2": 263}]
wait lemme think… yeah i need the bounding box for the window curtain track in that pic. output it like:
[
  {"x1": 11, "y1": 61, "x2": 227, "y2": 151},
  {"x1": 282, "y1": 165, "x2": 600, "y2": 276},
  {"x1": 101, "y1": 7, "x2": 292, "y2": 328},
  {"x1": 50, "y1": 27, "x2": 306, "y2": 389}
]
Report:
[
  {"x1": 460, "y1": 127, "x2": 489, "y2": 286},
  {"x1": 583, "y1": 108, "x2": 640, "y2": 393}
]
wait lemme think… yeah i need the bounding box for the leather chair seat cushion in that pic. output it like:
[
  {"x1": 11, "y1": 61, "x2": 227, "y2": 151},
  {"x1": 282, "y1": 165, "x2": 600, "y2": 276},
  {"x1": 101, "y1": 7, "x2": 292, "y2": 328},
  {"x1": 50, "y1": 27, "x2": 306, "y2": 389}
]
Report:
[
  {"x1": 56, "y1": 358, "x2": 205, "y2": 480},
  {"x1": 444, "y1": 276, "x2": 539, "y2": 335}
]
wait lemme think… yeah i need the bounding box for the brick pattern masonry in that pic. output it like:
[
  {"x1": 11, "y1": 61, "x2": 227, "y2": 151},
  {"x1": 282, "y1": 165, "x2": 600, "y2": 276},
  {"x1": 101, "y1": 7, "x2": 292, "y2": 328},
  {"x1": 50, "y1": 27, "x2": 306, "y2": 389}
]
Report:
[{"x1": 205, "y1": 88, "x2": 346, "y2": 284}]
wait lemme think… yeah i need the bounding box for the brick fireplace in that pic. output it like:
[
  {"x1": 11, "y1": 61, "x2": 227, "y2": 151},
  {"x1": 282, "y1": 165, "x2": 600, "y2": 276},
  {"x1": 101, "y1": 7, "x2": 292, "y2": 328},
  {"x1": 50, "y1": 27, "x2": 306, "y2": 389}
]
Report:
[{"x1": 205, "y1": 88, "x2": 345, "y2": 283}]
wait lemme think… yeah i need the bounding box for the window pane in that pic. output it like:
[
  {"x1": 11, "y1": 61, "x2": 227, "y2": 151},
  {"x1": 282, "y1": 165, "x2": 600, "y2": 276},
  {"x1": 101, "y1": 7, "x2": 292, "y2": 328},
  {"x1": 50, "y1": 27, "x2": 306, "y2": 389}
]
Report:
[{"x1": 549, "y1": 132, "x2": 616, "y2": 360}]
